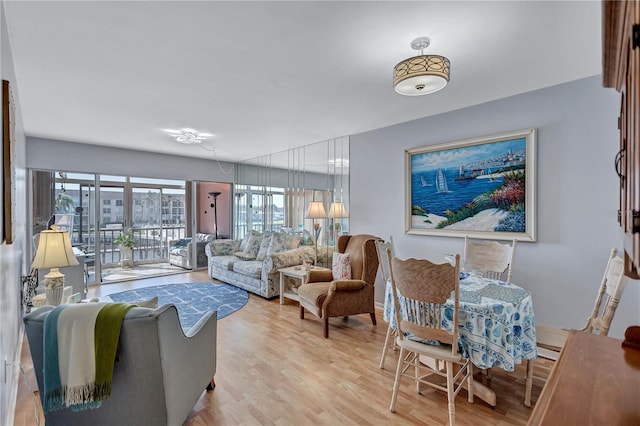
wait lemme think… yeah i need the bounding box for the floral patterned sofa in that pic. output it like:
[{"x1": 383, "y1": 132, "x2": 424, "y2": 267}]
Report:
[{"x1": 205, "y1": 232, "x2": 315, "y2": 298}]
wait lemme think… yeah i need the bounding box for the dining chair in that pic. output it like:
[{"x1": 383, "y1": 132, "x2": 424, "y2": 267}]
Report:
[
  {"x1": 523, "y1": 248, "x2": 627, "y2": 407},
  {"x1": 387, "y1": 252, "x2": 473, "y2": 426},
  {"x1": 375, "y1": 237, "x2": 396, "y2": 369},
  {"x1": 463, "y1": 236, "x2": 517, "y2": 282}
]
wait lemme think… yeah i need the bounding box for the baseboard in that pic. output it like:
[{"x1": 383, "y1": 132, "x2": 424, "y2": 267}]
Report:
[{"x1": 5, "y1": 327, "x2": 24, "y2": 426}]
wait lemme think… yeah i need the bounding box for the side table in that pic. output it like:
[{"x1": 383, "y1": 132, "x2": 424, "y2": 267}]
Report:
[{"x1": 278, "y1": 265, "x2": 331, "y2": 304}]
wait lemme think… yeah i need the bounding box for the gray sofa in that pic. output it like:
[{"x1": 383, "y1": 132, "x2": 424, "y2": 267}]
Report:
[
  {"x1": 23, "y1": 304, "x2": 217, "y2": 426},
  {"x1": 168, "y1": 233, "x2": 215, "y2": 269},
  {"x1": 206, "y1": 237, "x2": 314, "y2": 298}
]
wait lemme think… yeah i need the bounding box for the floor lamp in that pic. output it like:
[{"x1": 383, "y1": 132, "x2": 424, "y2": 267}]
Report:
[
  {"x1": 208, "y1": 192, "x2": 222, "y2": 239},
  {"x1": 306, "y1": 201, "x2": 327, "y2": 265}
]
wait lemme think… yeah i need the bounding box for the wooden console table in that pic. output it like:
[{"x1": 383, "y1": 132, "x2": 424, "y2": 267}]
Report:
[{"x1": 528, "y1": 330, "x2": 640, "y2": 425}]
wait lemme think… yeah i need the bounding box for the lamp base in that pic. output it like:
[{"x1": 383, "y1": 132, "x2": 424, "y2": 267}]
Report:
[
  {"x1": 46, "y1": 286, "x2": 64, "y2": 306},
  {"x1": 44, "y1": 268, "x2": 65, "y2": 305}
]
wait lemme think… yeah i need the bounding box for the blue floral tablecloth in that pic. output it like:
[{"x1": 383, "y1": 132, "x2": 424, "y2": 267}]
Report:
[{"x1": 383, "y1": 274, "x2": 537, "y2": 371}]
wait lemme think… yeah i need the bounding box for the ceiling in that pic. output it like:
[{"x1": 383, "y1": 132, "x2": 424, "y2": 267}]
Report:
[{"x1": 4, "y1": 1, "x2": 602, "y2": 164}]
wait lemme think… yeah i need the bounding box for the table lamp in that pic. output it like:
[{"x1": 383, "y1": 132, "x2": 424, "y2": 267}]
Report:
[
  {"x1": 306, "y1": 201, "x2": 327, "y2": 264},
  {"x1": 31, "y1": 224, "x2": 79, "y2": 305},
  {"x1": 328, "y1": 201, "x2": 348, "y2": 238}
]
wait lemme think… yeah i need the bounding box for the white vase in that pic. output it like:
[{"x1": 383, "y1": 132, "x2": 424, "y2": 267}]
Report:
[
  {"x1": 46, "y1": 286, "x2": 64, "y2": 306},
  {"x1": 120, "y1": 245, "x2": 134, "y2": 268}
]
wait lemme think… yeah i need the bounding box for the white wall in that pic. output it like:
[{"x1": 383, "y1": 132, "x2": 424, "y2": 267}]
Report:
[
  {"x1": 26, "y1": 137, "x2": 236, "y2": 182},
  {"x1": 0, "y1": 1, "x2": 28, "y2": 424},
  {"x1": 351, "y1": 76, "x2": 639, "y2": 339}
]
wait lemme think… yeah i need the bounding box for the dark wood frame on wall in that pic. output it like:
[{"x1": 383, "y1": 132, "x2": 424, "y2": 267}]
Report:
[
  {"x1": 2, "y1": 79, "x2": 15, "y2": 244},
  {"x1": 603, "y1": 0, "x2": 640, "y2": 277}
]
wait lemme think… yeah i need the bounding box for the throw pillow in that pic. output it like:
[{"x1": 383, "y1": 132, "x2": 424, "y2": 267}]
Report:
[
  {"x1": 332, "y1": 252, "x2": 351, "y2": 280},
  {"x1": 242, "y1": 234, "x2": 262, "y2": 259},
  {"x1": 240, "y1": 230, "x2": 259, "y2": 251},
  {"x1": 133, "y1": 296, "x2": 158, "y2": 309},
  {"x1": 234, "y1": 251, "x2": 256, "y2": 261},
  {"x1": 266, "y1": 233, "x2": 302, "y2": 256},
  {"x1": 256, "y1": 232, "x2": 274, "y2": 261}
]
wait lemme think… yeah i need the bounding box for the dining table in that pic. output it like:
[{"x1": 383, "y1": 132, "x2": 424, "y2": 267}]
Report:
[{"x1": 383, "y1": 272, "x2": 538, "y2": 406}]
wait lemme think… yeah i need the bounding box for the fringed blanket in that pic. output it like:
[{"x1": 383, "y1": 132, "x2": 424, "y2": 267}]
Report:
[{"x1": 43, "y1": 302, "x2": 134, "y2": 412}]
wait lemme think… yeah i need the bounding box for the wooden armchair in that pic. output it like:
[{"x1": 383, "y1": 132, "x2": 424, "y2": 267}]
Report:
[
  {"x1": 298, "y1": 234, "x2": 382, "y2": 338},
  {"x1": 524, "y1": 248, "x2": 627, "y2": 407},
  {"x1": 388, "y1": 253, "x2": 473, "y2": 426},
  {"x1": 376, "y1": 238, "x2": 397, "y2": 369},
  {"x1": 463, "y1": 236, "x2": 516, "y2": 282}
]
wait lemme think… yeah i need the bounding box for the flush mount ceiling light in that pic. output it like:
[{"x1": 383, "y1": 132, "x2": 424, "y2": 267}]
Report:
[
  {"x1": 393, "y1": 36, "x2": 450, "y2": 96},
  {"x1": 163, "y1": 128, "x2": 213, "y2": 145}
]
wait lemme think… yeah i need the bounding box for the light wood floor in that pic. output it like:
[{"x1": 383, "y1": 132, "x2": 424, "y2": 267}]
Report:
[{"x1": 14, "y1": 270, "x2": 546, "y2": 425}]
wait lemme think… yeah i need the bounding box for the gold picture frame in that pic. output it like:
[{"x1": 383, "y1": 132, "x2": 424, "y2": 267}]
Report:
[{"x1": 3, "y1": 79, "x2": 16, "y2": 244}]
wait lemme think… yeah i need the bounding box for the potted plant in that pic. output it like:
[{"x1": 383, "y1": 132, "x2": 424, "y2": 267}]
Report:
[{"x1": 114, "y1": 228, "x2": 135, "y2": 268}]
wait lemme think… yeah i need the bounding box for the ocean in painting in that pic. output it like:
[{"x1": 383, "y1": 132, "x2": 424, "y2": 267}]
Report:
[
  {"x1": 411, "y1": 169, "x2": 503, "y2": 216},
  {"x1": 410, "y1": 137, "x2": 527, "y2": 220}
]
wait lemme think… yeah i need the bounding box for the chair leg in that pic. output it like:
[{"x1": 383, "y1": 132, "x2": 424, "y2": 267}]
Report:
[
  {"x1": 206, "y1": 378, "x2": 216, "y2": 391},
  {"x1": 370, "y1": 312, "x2": 377, "y2": 325},
  {"x1": 324, "y1": 317, "x2": 329, "y2": 338},
  {"x1": 484, "y1": 368, "x2": 492, "y2": 381},
  {"x1": 445, "y1": 361, "x2": 455, "y2": 426},
  {"x1": 466, "y1": 362, "x2": 474, "y2": 403},
  {"x1": 299, "y1": 305, "x2": 305, "y2": 319},
  {"x1": 524, "y1": 359, "x2": 533, "y2": 407},
  {"x1": 379, "y1": 325, "x2": 394, "y2": 369},
  {"x1": 389, "y1": 347, "x2": 405, "y2": 413}
]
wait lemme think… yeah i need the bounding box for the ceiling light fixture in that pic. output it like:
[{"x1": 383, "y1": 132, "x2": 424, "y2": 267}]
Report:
[
  {"x1": 163, "y1": 128, "x2": 213, "y2": 145},
  {"x1": 393, "y1": 36, "x2": 450, "y2": 96}
]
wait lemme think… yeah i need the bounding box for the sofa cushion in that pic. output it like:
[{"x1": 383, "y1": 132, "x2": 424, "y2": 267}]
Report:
[
  {"x1": 173, "y1": 238, "x2": 191, "y2": 247},
  {"x1": 267, "y1": 233, "x2": 302, "y2": 256},
  {"x1": 240, "y1": 230, "x2": 260, "y2": 251},
  {"x1": 232, "y1": 260, "x2": 263, "y2": 279},
  {"x1": 241, "y1": 234, "x2": 262, "y2": 259},
  {"x1": 170, "y1": 247, "x2": 188, "y2": 256},
  {"x1": 210, "y1": 255, "x2": 238, "y2": 271},
  {"x1": 233, "y1": 251, "x2": 256, "y2": 261},
  {"x1": 256, "y1": 232, "x2": 274, "y2": 261},
  {"x1": 195, "y1": 233, "x2": 215, "y2": 243}
]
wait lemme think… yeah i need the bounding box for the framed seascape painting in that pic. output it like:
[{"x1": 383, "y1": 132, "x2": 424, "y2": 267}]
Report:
[{"x1": 405, "y1": 128, "x2": 536, "y2": 241}]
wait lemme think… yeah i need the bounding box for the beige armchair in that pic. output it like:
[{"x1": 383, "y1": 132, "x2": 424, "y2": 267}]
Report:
[{"x1": 298, "y1": 234, "x2": 382, "y2": 338}]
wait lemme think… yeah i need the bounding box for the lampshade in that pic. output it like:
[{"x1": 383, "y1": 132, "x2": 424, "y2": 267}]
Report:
[
  {"x1": 306, "y1": 201, "x2": 327, "y2": 219},
  {"x1": 32, "y1": 226, "x2": 79, "y2": 270},
  {"x1": 328, "y1": 202, "x2": 348, "y2": 218},
  {"x1": 394, "y1": 37, "x2": 450, "y2": 96}
]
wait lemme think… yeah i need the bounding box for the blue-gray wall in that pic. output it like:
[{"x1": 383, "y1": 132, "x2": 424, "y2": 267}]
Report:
[{"x1": 351, "y1": 75, "x2": 639, "y2": 339}]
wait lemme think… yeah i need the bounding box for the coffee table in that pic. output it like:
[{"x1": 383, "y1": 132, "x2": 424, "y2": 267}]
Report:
[{"x1": 278, "y1": 265, "x2": 331, "y2": 304}]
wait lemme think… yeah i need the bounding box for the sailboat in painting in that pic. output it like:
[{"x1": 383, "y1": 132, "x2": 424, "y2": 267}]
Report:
[
  {"x1": 435, "y1": 169, "x2": 451, "y2": 193},
  {"x1": 421, "y1": 175, "x2": 433, "y2": 187}
]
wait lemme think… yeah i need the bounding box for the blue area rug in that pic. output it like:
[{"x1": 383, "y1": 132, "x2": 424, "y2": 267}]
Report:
[{"x1": 106, "y1": 283, "x2": 248, "y2": 330}]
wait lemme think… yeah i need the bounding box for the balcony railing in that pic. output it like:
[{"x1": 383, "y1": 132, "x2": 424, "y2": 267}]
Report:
[{"x1": 75, "y1": 225, "x2": 187, "y2": 267}]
